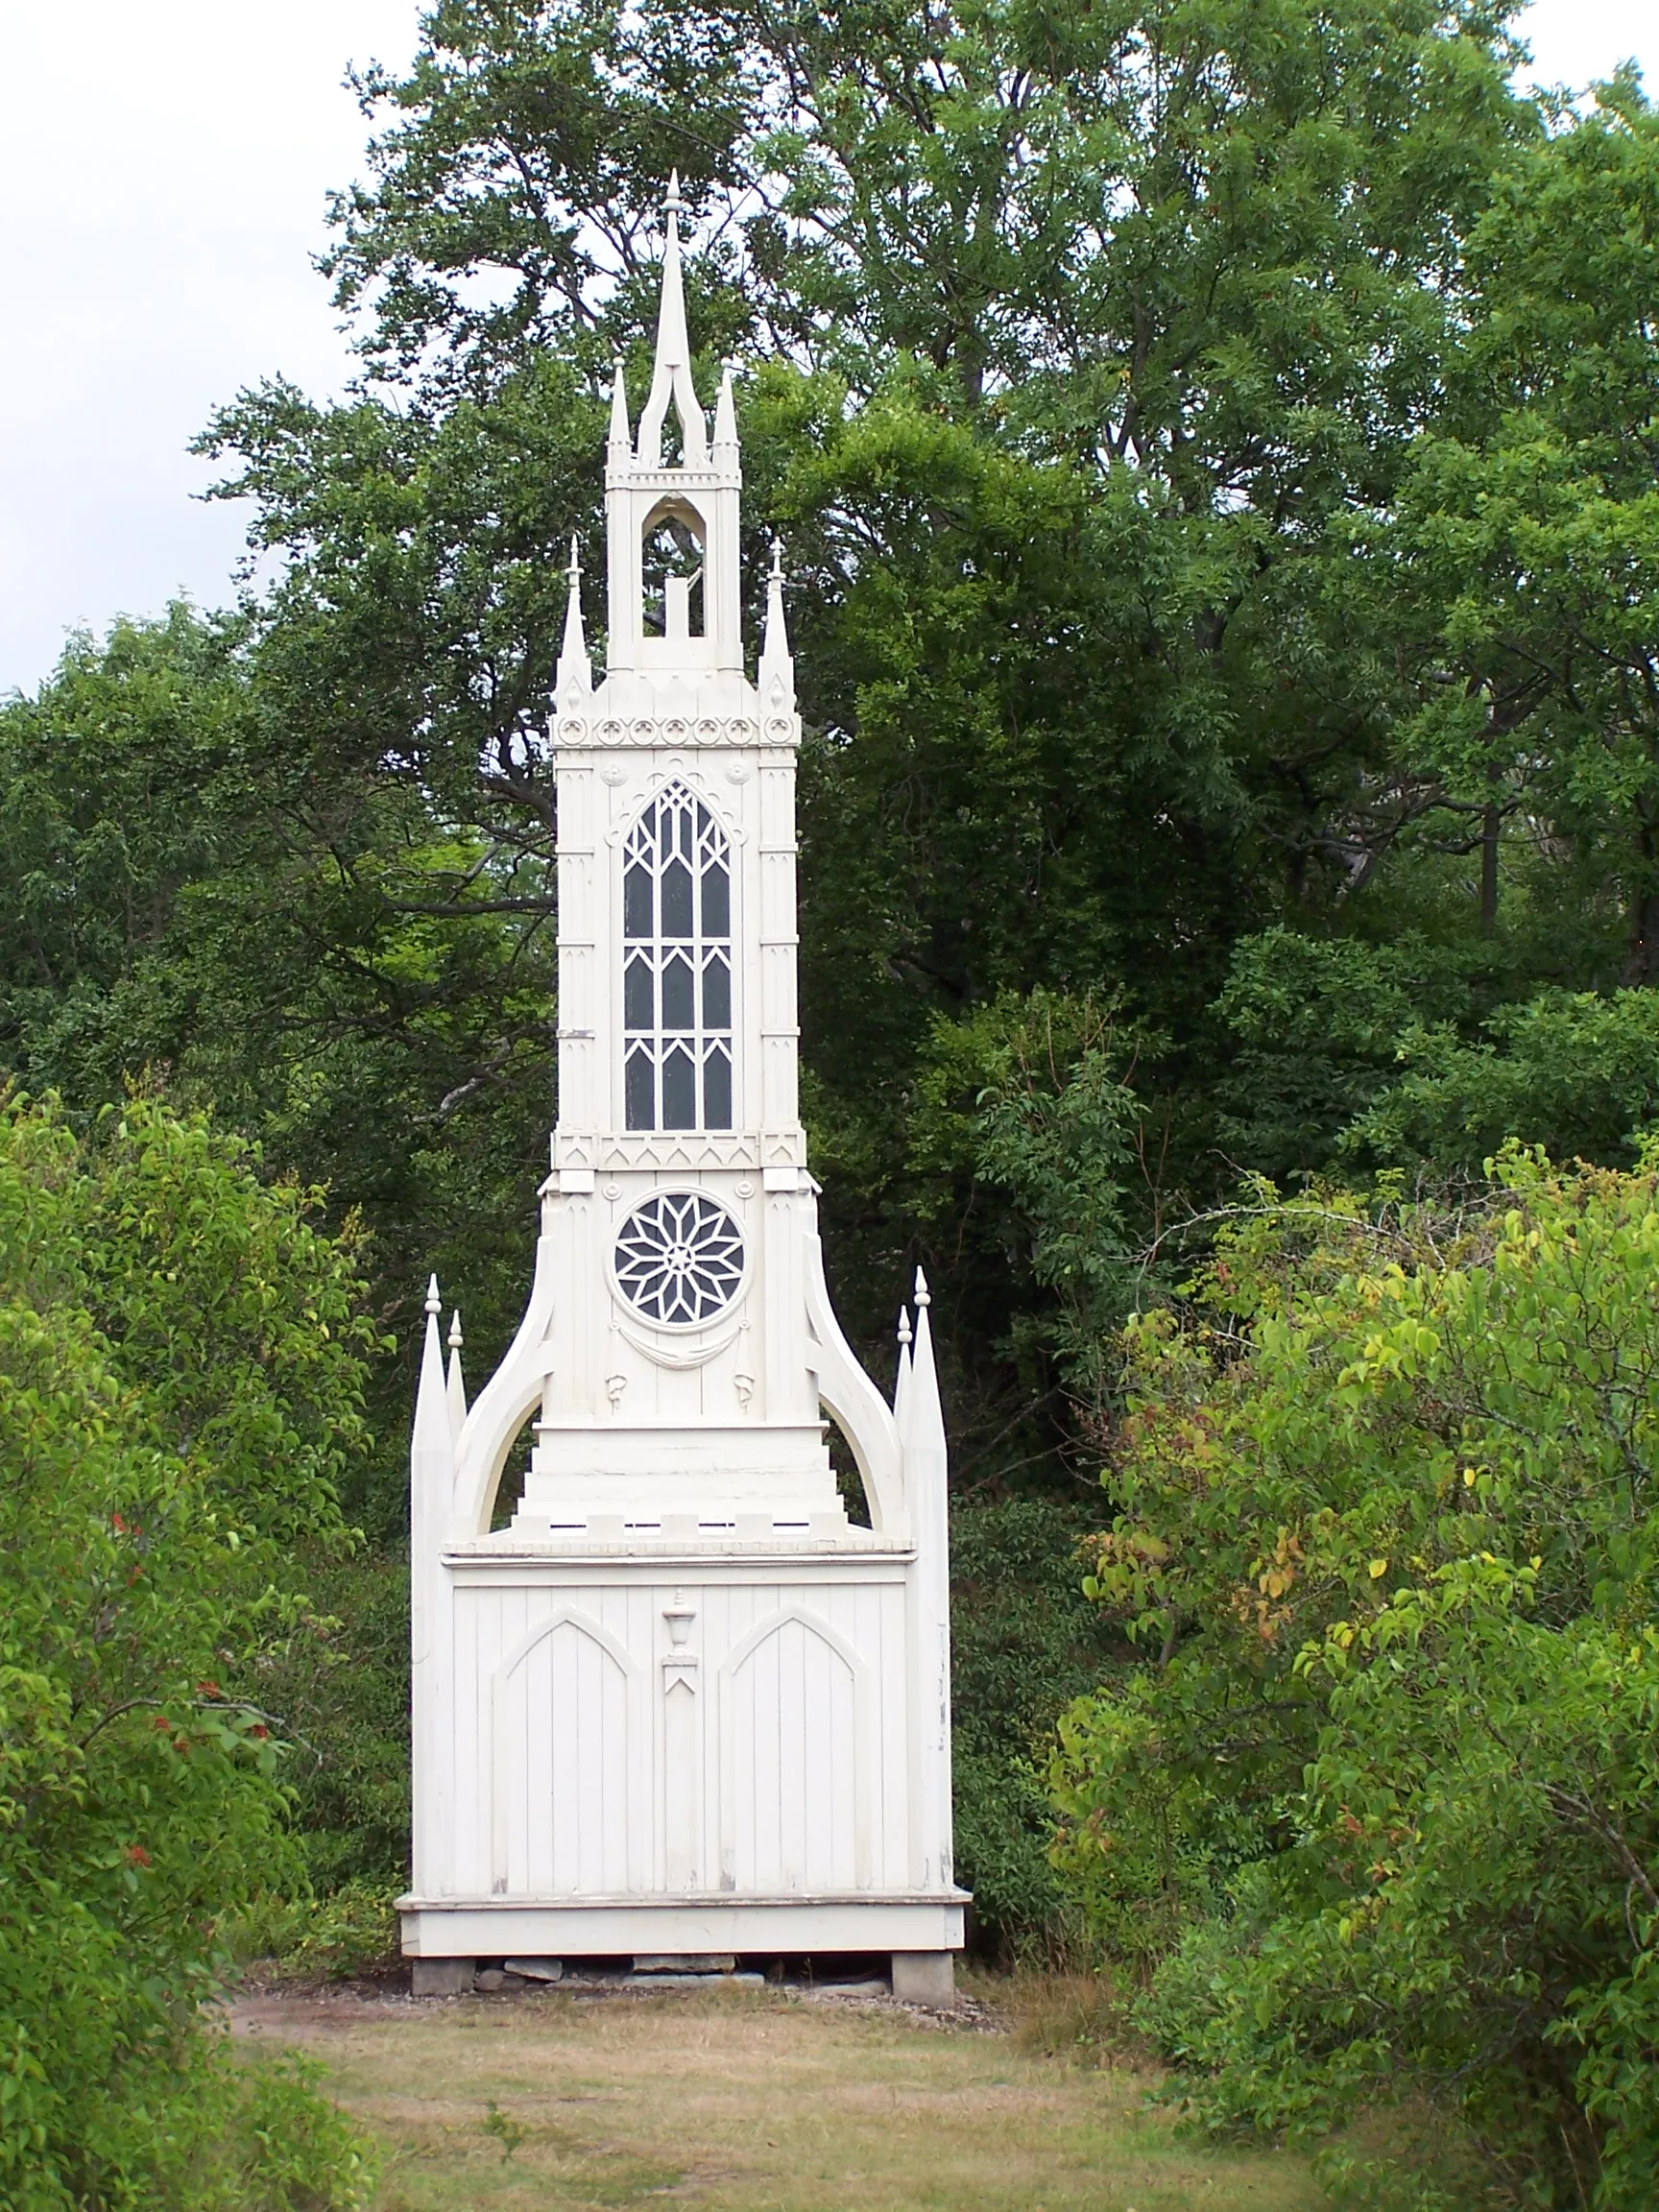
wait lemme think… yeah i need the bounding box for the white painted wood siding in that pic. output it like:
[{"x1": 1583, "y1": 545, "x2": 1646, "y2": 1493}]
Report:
[{"x1": 442, "y1": 1573, "x2": 910, "y2": 1901}]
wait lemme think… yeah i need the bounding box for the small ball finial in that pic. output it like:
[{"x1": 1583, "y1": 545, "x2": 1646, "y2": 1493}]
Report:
[
  {"x1": 664, "y1": 168, "x2": 683, "y2": 215},
  {"x1": 769, "y1": 536, "x2": 784, "y2": 582},
  {"x1": 447, "y1": 1309, "x2": 464, "y2": 1350},
  {"x1": 566, "y1": 533, "x2": 581, "y2": 578},
  {"x1": 897, "y1": 1308, "x2": 913, "y2": 1347},
  {"x1": 424, "y1": 1272, "x2": 442, "y2": 1316},
  {"x1": 913, "y1": 1264, "x2": 931, "y2": 1308}
]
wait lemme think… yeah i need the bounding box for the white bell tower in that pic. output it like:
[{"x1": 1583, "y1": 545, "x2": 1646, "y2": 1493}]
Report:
[{"x1": 399, "y1": 182, "x2": 966, "y2": 1999}]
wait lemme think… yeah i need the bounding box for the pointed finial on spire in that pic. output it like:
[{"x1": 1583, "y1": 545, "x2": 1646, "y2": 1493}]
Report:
[
  {"x1": 713, "y1": 358, "x2": 738, "y2": 453},
  {"x1": 664, "y1": 167, "x2": 684, "y2": 215},
  {"x1": 894, "y1": 1301, "x2": 914, "y2": 1421},
  {"x1": 608, "y1": 356, "x2": 631, "y2": 453},
  {"x1": 758, "y1": 534, "x2": 796, "y2": 709},
  {"x1": 902, "y1": 1262, "x2": 945, "y2": 1455},
  {"x1": 412, "y1": 1267, "x2": 454, "y2": 1484},
  {"x1": 556, "y1": 533, "x2": 592, "y2": 696},
  {"x1": 636, "y1": 176, "x2": 706, "y2": 467},
  {"x1": 445, "y1": 1308, "x2": 468, "y2": 1438}
]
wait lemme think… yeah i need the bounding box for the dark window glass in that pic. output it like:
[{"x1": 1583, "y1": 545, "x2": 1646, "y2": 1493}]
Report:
[
  {"x1": 661, "y1": 857, "x2": 693, "y2": 938},
  {"x1": 661, "y1": 952, "x2": 694, "y2": 1030},
  {"x1": 662, "y1": 1045, "x2": 696, "y2": 1129},
  {"x1": 625, "y1": 1046, "x2": 655, "y2": 1130},
  {"x1": 704, "y1": 1046, "x2": 732, "y2": 1130},
  {"x1": 701, "y1": 860, "x2": 729, "y2": 938},
  {"x1": 624, "y1": 863, "x2": 653, "y2": 939},
  {"x1": 624, "y1": 954, "x2": 653, "y2": 1031},
  {"x1": 702, "y1": 952, "x2": 731, "y2": 1030}
]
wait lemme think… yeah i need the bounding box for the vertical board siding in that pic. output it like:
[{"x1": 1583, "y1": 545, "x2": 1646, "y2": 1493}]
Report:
[
  {"x1": 451, "y1": 1575, "x2": 903, "y2": 1902},
  {"x1": 491, "y1": 1608, "x2": 645, "y2": 1895}
]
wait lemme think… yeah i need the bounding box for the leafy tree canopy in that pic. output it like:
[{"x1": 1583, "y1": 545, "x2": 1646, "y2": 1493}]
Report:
[
  {"x1": 0, "y1": 1093, "x2": 378, "y2": 2210},
  {"x1": 1050, "y1": 1152, "x2": 1659, "y2": 2206}
]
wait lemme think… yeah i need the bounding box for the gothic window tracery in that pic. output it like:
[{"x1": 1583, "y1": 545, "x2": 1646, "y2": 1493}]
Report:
[
  {"x1": 613, "y1": 1191, "x2": 745, "y2": 1325},
  {"x1": 622, "y1": 783, "x2": 733, "y2": 1130}
]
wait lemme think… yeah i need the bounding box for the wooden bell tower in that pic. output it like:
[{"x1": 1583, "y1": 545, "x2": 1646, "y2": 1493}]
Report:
[{"x1": 399, "y1": 181, "x2": 965, "y2": 2000}]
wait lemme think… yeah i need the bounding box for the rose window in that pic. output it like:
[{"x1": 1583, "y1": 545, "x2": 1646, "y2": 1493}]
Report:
[{"x1": 613, "y1": 1192, "x2": 745, "y2": 1326}]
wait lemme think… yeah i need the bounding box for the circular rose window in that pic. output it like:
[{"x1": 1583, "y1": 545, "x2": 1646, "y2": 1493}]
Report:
[{"x1": 613, "y1": 1191, "x2": 745, "y2": 1326}]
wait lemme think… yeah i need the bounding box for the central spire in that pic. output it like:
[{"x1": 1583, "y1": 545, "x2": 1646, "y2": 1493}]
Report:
[{"x1": 636, "y1": 172, "x2": 708, "y2": 469}]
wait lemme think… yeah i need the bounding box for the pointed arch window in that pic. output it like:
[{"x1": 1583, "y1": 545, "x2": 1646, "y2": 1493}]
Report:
[
  {"x1": 641, "y1": 498, "x2": 705, "y2": 641},
  {"x1": 623, "y1": 784, "x2": 733, "y2": 1130}
]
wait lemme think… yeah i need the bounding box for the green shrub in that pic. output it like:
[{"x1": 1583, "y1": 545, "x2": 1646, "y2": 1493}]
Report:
[
  {"x1": 258, "y1": 1543, "x2": 412, "y2": 1894},
  {"x1": 237, "y1": 1878, "x2": 404, "y2": 1982},
  {"x1": 1048, "y1": 1151, "x2": 1659, "y2": 2206},
  {"x1": 950, "y1": 1495, "x2": 1119, "y2": 1956},
  {"x1": 0, "y1": 1094, "x2": 380, "y2": 2209}
]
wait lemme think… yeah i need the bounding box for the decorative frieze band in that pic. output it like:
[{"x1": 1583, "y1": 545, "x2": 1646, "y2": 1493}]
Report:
[
  {"x1": 555, "y1": 712, "x2": 801, "y2": 751},
  {"x1": 548, "y1": 1127, "x2": 808, "y2": 1175}
]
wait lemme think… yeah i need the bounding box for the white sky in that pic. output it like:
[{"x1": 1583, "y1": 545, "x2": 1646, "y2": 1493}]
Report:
[{"x1": 1, "y1": 0, "x2": 1655, "y2": 697}]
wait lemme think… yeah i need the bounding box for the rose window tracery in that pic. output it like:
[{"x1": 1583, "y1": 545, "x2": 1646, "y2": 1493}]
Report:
[{"x1": 613, "y1": 1192, "x2": 744, "y2": 1326}]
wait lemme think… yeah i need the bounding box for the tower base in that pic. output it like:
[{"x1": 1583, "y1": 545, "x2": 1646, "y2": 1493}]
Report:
[{"x1": 398, "y1": 1892, "x2": 966, "y2": 1962}]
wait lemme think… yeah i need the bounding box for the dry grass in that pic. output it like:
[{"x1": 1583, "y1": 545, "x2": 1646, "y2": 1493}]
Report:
[
  {"x1": 233, "y1": 1980, "x2": 1326, "y2": 2211},
  {"x1": 996, "y1": 1967, "x2": 1152, "y2": 2071}
]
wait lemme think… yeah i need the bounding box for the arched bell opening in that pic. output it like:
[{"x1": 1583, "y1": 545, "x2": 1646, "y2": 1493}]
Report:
[{"x1": 641, "y1": 495, "x2": 705, "y2": 640}]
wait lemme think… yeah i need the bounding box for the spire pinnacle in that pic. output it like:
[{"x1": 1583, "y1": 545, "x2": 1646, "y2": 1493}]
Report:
[
  {"x1": 412, "y1": 1269, "x2": 454, "y2": 1484},
  {"x1": 445, "y1": 1308, "x2": 468, "y2": 1438},
  {"x1": 759, "y1": 535, "x2": 794, "y2": 704},
  {"x1": 637, "y1": 179, "x2": 707, "y2": 469},
  {"x1": 556, "y1": 533, "x2": 591, "y2": 696},
  {"x1": 608, "y1": 357, "x2": 631, "y2": 453},
  {"x1": 713, "y1": 359, "x2": 738, "y2": 452},
  {"x1": 903, "y1": 1264, "x2": 946, "y2": 1457},
  {"x1": 894, "y1": 1302, "x2": 914, "y2": 1422}
]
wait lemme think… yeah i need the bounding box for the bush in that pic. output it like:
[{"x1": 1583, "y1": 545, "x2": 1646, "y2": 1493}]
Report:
[
  {"x1": 258, "y1": 1543, "x2": 412, "y2": 1895},
  {"x1": 0, "y1": 1094, "x2": 381, "y2": 2209},
  {"x1": 950, "y1": 1495, "x2": 1120, "y2": 1957},
  {"x1": 1047, "y1": 1151, "x2": 1659, "y2": 2207}
]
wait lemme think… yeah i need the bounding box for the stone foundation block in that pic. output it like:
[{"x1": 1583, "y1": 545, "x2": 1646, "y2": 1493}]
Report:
[
  {"x1": 410, "y1": 1957, "x2": 473, "y2": 1996},
  {"x1": 891, "y1": 1950, "x2": 957, "y2": 2006}
]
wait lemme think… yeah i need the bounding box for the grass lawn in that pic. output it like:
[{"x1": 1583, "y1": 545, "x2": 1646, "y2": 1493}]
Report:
[{"x1": 233, "y1": 1981, "x2": 1325, "y2": 2211}]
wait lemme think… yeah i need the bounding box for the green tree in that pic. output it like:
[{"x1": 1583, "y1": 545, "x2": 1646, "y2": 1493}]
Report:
[
  {"x1": 1359, "y1": 82, "x2": 1659, "y2": 977},
  {"x1": 0, "y1": 610, "x2": 559, "y2": 1516},
  {"x1": 1049, "y1": 1153, "x2": 1659, "y2": 2206},
  {"x1": 0, "y1": 1094, "x2": 379, "y2": 2210},
  {"x1": 198, "y1": 0, "x2": 1537, "y2": 1440}
]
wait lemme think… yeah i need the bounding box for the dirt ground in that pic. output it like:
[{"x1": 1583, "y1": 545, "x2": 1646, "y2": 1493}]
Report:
[{"x1": 231, "y1": 1978, "x2": 1324, "y2": 2211}]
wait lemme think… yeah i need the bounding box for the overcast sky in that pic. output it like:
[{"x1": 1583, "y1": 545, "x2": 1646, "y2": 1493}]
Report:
[{"x1": 2, "y1": 1, "x2": 1655, "y2": 697}]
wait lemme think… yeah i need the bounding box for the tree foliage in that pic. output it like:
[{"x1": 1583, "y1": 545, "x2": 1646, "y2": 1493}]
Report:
[
  {"x1": 1048, "y1": 1153, "x2": 1659, "y2": 2205},
  {"x1": 6, "y1": 11, "x2": 1659, "y2": 2147},
  {"x1": 0, "y1": 1094, "x2": 379, "y2": 2210}
]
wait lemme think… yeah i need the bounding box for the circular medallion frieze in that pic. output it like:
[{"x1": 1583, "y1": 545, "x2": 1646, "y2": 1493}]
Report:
[{"x1": 613, "y1": 1191, "x2": 745, "y2": 1327}]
